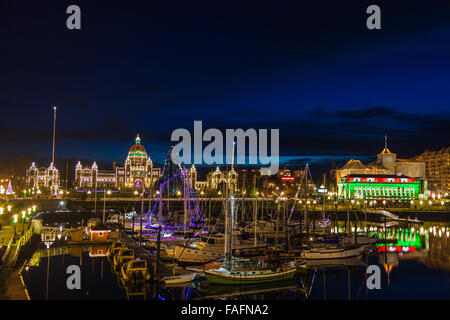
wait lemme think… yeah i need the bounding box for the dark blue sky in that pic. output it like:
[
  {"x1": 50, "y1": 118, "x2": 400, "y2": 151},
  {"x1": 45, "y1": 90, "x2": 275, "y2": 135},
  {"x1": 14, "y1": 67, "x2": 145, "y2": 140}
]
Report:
[{"x1": 1, "y1": 0, "x2": 450, "y2": 170}]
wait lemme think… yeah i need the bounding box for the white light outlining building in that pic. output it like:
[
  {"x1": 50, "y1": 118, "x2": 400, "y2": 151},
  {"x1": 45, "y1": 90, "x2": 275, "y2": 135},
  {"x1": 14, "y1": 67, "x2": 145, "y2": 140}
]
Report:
[{"x1": 74, "y1": 135, "x2": 161, "y2": 190}]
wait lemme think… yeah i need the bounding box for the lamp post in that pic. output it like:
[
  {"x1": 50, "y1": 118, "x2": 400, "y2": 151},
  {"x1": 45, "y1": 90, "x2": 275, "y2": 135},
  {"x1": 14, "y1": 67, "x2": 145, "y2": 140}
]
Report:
[
  {"x1": 103, "y1": 190, "x2": 111, "y2": 224},
  {"x1": 13, "y1": 214, "x2": 18, "y2": 241},
  {"x1": 21, "y1": 210, "x2": 26, "y2": 234}
]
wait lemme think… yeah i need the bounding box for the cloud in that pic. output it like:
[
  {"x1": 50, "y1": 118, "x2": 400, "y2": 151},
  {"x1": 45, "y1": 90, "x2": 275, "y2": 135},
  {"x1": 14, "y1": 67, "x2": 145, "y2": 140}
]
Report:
[{"x1": 335, "y1": 107, "x2": 398, "y2": 119}]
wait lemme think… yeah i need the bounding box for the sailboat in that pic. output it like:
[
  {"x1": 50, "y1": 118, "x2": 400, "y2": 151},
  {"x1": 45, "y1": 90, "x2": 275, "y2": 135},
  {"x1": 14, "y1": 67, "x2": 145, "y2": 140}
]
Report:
[
  {"x1": 204, "y1": 143, "x2": 297, "y2": 285},
  {"x1": 204, "y1": 262, "x2": 296, "y2": 285},
  {"x1": 301, "y1": 244, "x2": 371, "y2": 260}
]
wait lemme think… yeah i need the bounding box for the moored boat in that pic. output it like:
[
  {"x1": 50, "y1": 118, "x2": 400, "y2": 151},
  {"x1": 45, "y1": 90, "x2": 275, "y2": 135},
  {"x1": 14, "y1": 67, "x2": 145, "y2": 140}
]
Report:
[
  {"x1": 120, "y1": 258, "x2": 151, "y2": 283},
  {"x1": 341, "y1": 235, "x2": 378, "y2": 245},
  {"x1": 205, "y1": 261, "x2": 296, "y2": 285},
  {"x1": 107, "y1": 241, "x2": 125, "y2": 259},
  {"x1": 113, "y1": 248, "x2": 135, "y2": 270},
  {"x1": 161, "y1": 273, "x2": 200, "y2": 285},
  {"x1": 302, "y1": 244, "x2": 370, "y2": 260}
]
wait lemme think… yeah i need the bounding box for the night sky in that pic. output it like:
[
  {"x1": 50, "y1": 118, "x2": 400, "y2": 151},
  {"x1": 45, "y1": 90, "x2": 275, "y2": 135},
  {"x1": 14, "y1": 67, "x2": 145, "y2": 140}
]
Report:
[{"x1": 1, "y1": 0, "x2": 450, "y2": 173}]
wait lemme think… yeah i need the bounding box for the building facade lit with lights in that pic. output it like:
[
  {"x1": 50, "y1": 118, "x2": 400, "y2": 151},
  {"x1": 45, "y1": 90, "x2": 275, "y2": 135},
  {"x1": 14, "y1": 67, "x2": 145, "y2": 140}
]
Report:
[
  {"x1": 334, "y1": 141, "x2": 427, "y2": 199},
  {"x1": 26, "y1": 162, "x2": 60, "y2": 191},
  {"x1": 74, "y1": 135, "x2": 161, "y2": 190},
  {"x1": 205, "y1": 166, "x2": 238, "y2": 192},
  {"x1": 416, "y1": 146, "x2": 450, "y2": 193},
  {"x1": 335, "y1": 147, "x2": 426, "y2": 182},
  {"x1": 338, "y1": 174, "x2": 425, "y2": 200}
]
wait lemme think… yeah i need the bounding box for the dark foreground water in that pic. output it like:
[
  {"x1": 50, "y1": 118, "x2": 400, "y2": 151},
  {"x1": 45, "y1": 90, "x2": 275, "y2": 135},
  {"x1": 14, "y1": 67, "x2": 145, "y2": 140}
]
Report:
[{"x1": 22, "y1": 223, "x2": 450, "y2": 300}]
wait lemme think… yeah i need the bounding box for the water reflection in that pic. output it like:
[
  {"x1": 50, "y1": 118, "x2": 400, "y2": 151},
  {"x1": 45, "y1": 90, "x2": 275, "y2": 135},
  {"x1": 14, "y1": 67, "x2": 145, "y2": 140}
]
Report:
[{"x1": 22, "y1": 224, "x2": 450, "y2": 300}]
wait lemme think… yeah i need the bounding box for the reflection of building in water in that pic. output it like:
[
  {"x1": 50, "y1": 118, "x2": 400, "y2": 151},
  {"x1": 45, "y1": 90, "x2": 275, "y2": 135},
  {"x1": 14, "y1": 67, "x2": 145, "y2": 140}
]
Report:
[
  {"x1": 421, "y1": 234, "x2": 450, "y2": 273},
  {"x1": 89, "y1": 245, "x2": 108, "y2": 257},
  {"x1": 376, "y1": 227, "x2": 450, "y2": 274},
  {"x1": 378, "y1": 252, "x2": 399, "y2": 273}
]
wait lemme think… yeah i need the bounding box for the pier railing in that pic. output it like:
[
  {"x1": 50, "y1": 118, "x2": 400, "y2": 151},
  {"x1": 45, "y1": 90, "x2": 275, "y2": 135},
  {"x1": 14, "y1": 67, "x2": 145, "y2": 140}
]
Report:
[{"x1": 0, "y1": 238, "x2": 13, "y2": 267}]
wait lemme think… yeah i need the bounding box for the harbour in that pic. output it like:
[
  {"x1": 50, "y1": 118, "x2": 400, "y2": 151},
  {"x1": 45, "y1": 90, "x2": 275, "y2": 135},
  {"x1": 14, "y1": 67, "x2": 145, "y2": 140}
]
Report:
[
  {"x1": 4, "y1": 200, "x2": 448, "y2": 300},
  {"x1": 2, "y1": 1, "x2": 450, "y2": 307}
]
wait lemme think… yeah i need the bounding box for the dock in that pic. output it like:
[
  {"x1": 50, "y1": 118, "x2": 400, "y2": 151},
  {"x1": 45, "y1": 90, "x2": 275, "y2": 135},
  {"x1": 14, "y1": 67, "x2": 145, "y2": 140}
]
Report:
[{"x1": 118, "y1": 231, "x2": 173, "y2": 280}]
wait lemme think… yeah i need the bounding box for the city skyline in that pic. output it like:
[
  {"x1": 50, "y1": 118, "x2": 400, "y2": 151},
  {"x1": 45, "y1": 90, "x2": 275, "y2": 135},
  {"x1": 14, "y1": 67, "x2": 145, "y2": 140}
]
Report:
[{"x1": 1, "y1": 1, "x2": 450, "y2": 168}]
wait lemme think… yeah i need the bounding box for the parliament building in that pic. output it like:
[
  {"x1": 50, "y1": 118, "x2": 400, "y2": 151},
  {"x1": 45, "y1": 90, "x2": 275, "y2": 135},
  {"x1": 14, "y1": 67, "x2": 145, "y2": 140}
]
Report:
[{"x1": 74, "y1": 135, "x2": 161, "y2": 190}]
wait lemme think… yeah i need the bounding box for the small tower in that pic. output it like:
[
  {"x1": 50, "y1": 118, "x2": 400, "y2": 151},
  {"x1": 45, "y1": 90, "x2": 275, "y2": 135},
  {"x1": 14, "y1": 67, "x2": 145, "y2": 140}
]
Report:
[
  {"x1": 189, "y1": 164, "x2": 197, "y2": 190},
  {"x1": 377, "y1": 134, "x2": 397, "y2": 173},
  {"x1": 92, "y1": 162, "x2": 98, "y2": 188},
  {"x1": 75, "y1": 161, "x2": 82, "y2": 188}
]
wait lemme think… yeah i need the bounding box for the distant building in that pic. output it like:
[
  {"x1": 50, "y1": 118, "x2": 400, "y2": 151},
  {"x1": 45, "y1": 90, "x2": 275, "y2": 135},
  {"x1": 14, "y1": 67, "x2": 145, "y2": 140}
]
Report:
[
  {"x1": 416, "y1": 146, "x2": 450, "y2": 193},
  {"x1": 334, "y1": 141, "x2": 427, "y2": 199},
  {"x1": 26, "y1": 162, "x2": 60, "y2": 191},
  {"x1": 184, "y1": 164, "x2": 238, "y2": 194},
  {"x1": 74, "y1": 135, "x2": 161, "y2": 190},
  {"x1": 338, "y1": 174, "x2": 425, "y2": 200},
  {"x1": 335, "y1": 147, "x2": 425, "y2": 183},
  {"x1": 206, "y1": 166, "x2": 238, "y2": 192}
]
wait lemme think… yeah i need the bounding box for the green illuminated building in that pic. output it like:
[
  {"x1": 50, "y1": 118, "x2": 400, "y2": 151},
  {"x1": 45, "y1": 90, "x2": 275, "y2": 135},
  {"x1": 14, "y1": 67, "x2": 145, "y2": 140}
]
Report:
[{"x1": 338, "y1": 174, "x2": 426, "y2": 200}]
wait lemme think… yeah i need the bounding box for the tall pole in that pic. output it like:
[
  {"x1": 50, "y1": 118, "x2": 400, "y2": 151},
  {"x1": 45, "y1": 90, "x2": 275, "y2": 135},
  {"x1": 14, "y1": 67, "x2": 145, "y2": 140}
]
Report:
[
  {"x1": 52, "y1": 106, "x2": 57, "y2": 165},
  {"x1": 103, "y1": 190, "x2": 108, "y2": 224},
  {"x1": 94, "y1": 181, "x2": 97, "y2": 216},
  {"x1": 184, "y1": 172, "x2": 187, "y2": 237},
  {"x1": 140, "y1": 192, "x2": 144, "y2": 244},
  {"x1": 51, "y1": 106, "x2": 57, "y2": 194}
]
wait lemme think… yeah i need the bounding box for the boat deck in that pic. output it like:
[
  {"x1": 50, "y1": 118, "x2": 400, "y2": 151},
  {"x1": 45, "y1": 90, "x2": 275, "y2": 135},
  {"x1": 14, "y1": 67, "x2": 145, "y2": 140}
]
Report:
[{"x1": 119, "y1": 231, "x2": 173, "y2": 280}]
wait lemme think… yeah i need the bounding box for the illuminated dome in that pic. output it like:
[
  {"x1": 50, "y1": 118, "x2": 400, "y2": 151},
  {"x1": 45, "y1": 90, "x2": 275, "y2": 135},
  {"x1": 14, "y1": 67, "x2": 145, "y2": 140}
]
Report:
[{"x1": 128, "y1": 135, "x2": 147, "y2": 157}]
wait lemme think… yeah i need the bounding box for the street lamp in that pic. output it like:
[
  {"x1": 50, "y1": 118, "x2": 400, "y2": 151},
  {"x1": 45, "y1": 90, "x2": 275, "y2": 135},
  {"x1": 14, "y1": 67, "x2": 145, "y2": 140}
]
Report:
[
  {"x1": 13, "y1": 214, "x2": 18, "y2": 241},
  {"x1": 103, "y1": 190, "x2": 111, "y2": 224},
  {"x1": 7, "y1": 205, "x2": 12, "y2": 212},
  {"x1": 21, "y1": 210, "x2": 26, "y2": 233},
  {"x1": 0, "y1": 207, "x2": 3, "y2": 215}
]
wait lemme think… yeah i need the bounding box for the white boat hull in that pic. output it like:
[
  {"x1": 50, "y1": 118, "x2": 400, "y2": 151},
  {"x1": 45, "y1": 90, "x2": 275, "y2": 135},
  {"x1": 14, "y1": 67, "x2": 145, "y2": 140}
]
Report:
[
  {"x1": 174, "y1": 245, "x2": 223, "y2": 263},
  {"x1": 162, "y1": 273, "x2": 198, "y2": 284},
  {"x1": 341, "y1": 236, "x2": 378, "y2": 245},
  {"x1": 303, "y1": 245, "x2": 370, "y2": 260}
]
